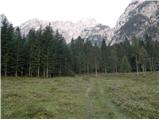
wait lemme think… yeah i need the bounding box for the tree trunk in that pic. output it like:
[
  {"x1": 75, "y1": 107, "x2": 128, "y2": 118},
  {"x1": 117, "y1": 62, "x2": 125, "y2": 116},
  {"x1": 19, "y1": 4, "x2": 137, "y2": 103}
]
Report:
[
  {"x1": 142, "y1": 64, "x2": 145, "y2": 76},
  {"x1": 115, "y1": 64, "x2": 117, "y2": 73},
  {"x1": 15, "y1": 71, "x2": 18, "y2": 77},
  {"x1": 15, "y1": 55, "x2": 18, "y2": 77},
  {"x1": 153, "y1": 57, "x2": 155, "y2": 71},
  {"x1": 37, "y1": 50, "x2": 40, "y2": 77},
  {"x1": 4, "y1": 64, "x2": 7, "y2": 77},
  {"x1": 15, "y1": 64, "x2": 18, "y2": 77},
  {"x1": 43, "y1": 65, "x2": 45, "y2": 78},
  {"x1": 46, "y1": 53, "x2": 49, "y2": 78},
  {"x1": 30, "y1": 71, "x2": 32, "y2": 77},
  {"x1": 95, "y1": 66, "x2": 97, "y2": 77},
  {"x1": 136, "y1": 56, "x2": 139, "y2": 75},
  {"x1": 29, "y1": 64, "x2": 31, "y2": 77},
  {"x1": 87, "y1": 64, "x2": 89, "y2": 74},
  {"x1": 105, "y1": 67, "x2": 107, "y2": 73},
  {"x1": 37, "y1": 65, "x2": 40, "y2": 77},
  {"x1": 46, "y1": 62, "x2": 48, "y2": 78},
  {"x1": 46, "y1": 68, "x2": 48, "y2": 78},
  {"x1": 95, "y1": 59, "x2": 97, "y2": 77},
  {"x1": 79, "y1": 64, "x2": 81, "y2": 74},
  {"x1": 59, "y1": 67, "x2": 61, "y2": 76},
  {"x1": 151, "y1": 57, "x2": 154, "y2": 71},
  {"x1": 149, "y1": 58, "x2": 152, "y2": 72},
  {"x1": 21, "y1": 70, "x2": 23, "y2": 76}
]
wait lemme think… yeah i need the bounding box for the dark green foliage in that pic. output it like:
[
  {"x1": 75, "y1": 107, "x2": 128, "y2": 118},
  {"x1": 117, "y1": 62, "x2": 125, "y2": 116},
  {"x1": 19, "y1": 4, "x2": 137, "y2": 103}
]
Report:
[
  {"x1": 1, "y1": 16, "x2": 15, "y2": 76},
  {"x1": 139, "y1": 47, "x2": 148, "y2": 64},
  {"x1": 1, "y1": 15, "x2": 159, "y2": 77},
  {"x1": 100, "y1": 39, "x2": 108, "y2": 72},
  {"x1": 120, "y1": 56, "x2": 131, "y2": 72}
]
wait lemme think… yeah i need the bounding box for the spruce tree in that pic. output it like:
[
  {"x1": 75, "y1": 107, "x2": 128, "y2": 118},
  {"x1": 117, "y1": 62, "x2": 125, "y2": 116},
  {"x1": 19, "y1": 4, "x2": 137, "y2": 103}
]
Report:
[
  {"x1": 120, "y1": 56, "x2": 131, "y2": 73},
  {"x1": 14, "y1": 27, "x2": 24, "y2": 77},
  {"x1": 100, "y1": 39, "x2": 108, "y2": 72},
  {"x1": 139, "y1": 46, "x2": 148, "y2": 74},
  {"x1": 1, "y1": 16, "x2": 14, "y2": 76}
]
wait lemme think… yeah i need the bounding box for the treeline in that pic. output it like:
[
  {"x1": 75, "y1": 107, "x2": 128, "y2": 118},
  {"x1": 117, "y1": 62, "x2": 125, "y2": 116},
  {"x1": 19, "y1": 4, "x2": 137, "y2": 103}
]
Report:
[{"x1": 1, "y1": 16, "x2": 159, "y2": 77}]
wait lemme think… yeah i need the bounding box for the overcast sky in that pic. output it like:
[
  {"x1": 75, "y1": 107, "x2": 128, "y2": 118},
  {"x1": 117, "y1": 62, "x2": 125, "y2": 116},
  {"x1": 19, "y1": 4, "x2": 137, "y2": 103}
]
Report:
[{"x1": 0, "y1": 0, "x2": 132, "y2": 27}]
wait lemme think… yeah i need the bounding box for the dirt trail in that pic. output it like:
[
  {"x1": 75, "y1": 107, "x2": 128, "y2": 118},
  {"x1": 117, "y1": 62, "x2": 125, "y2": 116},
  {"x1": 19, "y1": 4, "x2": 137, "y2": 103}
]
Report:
[{"x1": 84, "y1": 76, "x2": 126, "y2": 118}]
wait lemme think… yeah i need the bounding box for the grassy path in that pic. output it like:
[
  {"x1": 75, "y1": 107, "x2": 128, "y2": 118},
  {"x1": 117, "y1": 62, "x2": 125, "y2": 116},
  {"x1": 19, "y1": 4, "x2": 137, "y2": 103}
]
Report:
[{"x1": 84, "y1": 76, "x2": 126, "y2": 118}]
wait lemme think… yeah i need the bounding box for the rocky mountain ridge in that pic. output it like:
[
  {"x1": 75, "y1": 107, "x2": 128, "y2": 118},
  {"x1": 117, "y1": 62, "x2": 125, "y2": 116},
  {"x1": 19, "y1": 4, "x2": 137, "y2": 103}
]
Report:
[
  {"x1": 17, "y1": 0, "x2": 159, "y2": 45},
  {"x1": 20, "y1": 18, "x2": 101, "y2": 43},
  {"x1": 111, "y1": 0, "x2": 159, "y2": 44}
]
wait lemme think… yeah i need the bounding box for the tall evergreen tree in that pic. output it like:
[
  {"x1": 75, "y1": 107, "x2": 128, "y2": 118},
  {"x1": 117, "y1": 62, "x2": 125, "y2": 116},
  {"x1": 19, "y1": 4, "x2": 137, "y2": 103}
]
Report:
[
  {"x1": 84, "y1": 40, "x2": 92, "y2": 74},
  {"x1": 139, "y1": 46, "x2": 148, "y2": 75},
  {"x1": 132, "y1": 37, "x2": 140, "y2": 75},
  {"x1": 120, "y1": 56, "x2": 131, "y2": 73},
  {"x1": 100, "y1": 39, "x2": 108, "y2": 72},
  {"x1": 1, "y1": 16, "x2": 14, "y2": 76},
  {"x1": 92, "y1": 44, "x2": 100, "y2": 76},
  {"x1": 14, "y1": 27, "x2": 23, "y2": 76},
  {"x1": 42, "y1": 24, "x2": 54, "y2": 77}
]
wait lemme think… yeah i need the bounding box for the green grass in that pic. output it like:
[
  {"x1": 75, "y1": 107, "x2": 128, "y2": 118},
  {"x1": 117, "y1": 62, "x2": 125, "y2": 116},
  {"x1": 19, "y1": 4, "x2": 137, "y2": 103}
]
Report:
[{"x1": 1, "y1": 72, "x2": 159, "y2": 118}]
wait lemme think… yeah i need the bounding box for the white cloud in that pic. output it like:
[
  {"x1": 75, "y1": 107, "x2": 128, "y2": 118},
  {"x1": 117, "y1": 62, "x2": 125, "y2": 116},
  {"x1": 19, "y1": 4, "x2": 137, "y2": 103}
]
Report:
[{"x1": 0, "y1": 0, "x2": 131, "y2": 27}]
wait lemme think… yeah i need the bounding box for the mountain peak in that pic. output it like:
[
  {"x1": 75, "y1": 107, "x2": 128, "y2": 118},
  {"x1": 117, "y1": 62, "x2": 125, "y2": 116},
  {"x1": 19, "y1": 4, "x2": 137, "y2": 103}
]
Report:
[
  {"x1": 112, "y1": 0, "x2": 159, "y2": 44},
  {"x1": 131, "y1": 0, "x2": 143, "y2": 4},
  {"x1": 19, "y1": 0, "x2": 158, "y2": 45},
  {"x1": 77, "y1": 18, "x2": 97, "y2": 25},
  {"x1": 20, "y1": 18, "x2": 100, "y2": 43}
]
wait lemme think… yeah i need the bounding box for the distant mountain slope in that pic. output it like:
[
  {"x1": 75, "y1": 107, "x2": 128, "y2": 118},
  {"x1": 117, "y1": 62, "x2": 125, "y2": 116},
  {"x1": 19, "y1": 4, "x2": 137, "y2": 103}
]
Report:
[
  {"x1": 111, "y1": 0, "x2": 159, "y2": 44},
  {"x1": 20, "y1": 18, "x2": 97, "y2": 43},
  {"x1": 80, "y1": 24, "x2": 113, "y2": 46},
  {"x1": 17, "y1": 0, "x2": 159, "y2": 45}
]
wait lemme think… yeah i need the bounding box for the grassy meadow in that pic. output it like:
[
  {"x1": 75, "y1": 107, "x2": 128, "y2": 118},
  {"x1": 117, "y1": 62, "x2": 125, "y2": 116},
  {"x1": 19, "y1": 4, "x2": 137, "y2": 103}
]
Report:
[{"x1": 1, "y1": 72, "x2": 159, "y2": 119}]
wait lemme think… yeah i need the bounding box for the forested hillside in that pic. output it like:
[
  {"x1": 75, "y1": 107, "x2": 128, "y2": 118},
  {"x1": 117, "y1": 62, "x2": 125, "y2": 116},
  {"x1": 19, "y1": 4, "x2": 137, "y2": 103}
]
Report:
[{"x1": 1, "y1": 16, "x2": 159, "y2": 77}]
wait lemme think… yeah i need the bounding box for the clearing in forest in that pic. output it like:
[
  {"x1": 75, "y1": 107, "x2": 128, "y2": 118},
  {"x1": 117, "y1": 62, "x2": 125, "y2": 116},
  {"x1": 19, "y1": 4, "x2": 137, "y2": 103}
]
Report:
[{"x1": 1, "y1": 72, "x2": 159, "y2": 119}]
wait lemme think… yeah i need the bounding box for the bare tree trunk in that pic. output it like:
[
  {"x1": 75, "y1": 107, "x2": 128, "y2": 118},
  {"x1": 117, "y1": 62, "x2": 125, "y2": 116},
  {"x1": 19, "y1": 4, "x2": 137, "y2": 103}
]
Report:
[
  {"x1": 37, "y1": 50, "x2": 40, "y2": 77},
  {"x1": 4, "y1": 64, "x2": 7, "y2": 77},
  {"x1": 43, "y1": 65, "x2": 45, "y2": 78},
  {"x1": 15, "y1": 54, "x2": 19, "y2": 77},
  {"x1": 31, "y1": 71, "x2": 32, "y2": 77},
  {"x1": 37, "y1": 65, "x2": 40, "y2": 77},
  {"x1": 153, "y1": 57, "x2": 155, "y2": 71},
  {"x1": 105, "y1": 67, "x2": 107, "y2": 73},
  {"x1": 151, "y1": 57, "x2": 154, "y2": 71},
  {"x1": 15, "y1": 60, "x2": 18, "y2": 77},
  {"x1": 115, "y1": 64, "x2": 117, "y2": 73},
  {"x1": 21, "y1": 70, "x2": 23, "y2": 76},
  {"x1": 95, "y1": 66, "x2": 97, "y2": 77},
  {"x1": 149, "y1": 58, "x2": 152, "y2": 72},
  {"x1": 29, "y1": 64, "x2": 31, "y2": 77},
  {"x1": 142, "y1": 64, "x2": 145, "y2": 76},
  {"x1": 15, "y1": 63, "x2": 18, "y2": 77},
  {"x1": 144, "y1": 63, "x2": 145, "y2": 72},
  {"x1": 95, "y1": 59, "x2": 97, "y2": 77},
  {"x1": 46, "y1": 62, "x2": 48, "y2": 78},
  {"x1": 136, "y1": 56, "x2": 139, "y2": 75},
  {"x1": 46, "y1": 53, "x2": 49, "y2": 78},
  {"x1": 59, "y1": 67, "x2": 61, "y2": 76},
  {"x1": 15, "y1": 71, "x2": 17, "y2": 77},
  {"x1": 87, "y1": 64, "x2": 89, "y2": 74},
  {"x1": 79, "y1": 65, "x2": 81, "y2": 74}
]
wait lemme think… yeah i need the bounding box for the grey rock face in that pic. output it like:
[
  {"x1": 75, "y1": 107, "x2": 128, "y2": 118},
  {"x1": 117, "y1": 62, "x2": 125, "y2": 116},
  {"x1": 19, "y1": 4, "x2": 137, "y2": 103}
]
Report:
[
  {"x1": 19, "y1": 0, "x2": 159, "y2": 45},
  {"x1": 111, "y1": 0, "x2": 159, "y2": 45}
]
